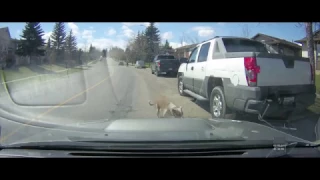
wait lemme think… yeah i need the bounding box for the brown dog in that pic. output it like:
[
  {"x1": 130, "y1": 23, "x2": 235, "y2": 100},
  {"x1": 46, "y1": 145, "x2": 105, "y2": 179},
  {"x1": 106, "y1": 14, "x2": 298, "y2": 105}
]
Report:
[{"x1": 149, "y1": 96, "x2": 183, "y2": 118}]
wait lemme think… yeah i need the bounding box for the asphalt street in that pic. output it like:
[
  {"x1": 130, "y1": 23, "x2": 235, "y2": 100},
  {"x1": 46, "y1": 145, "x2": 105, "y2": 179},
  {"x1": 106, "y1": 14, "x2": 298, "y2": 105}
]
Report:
[{"x1": 0, "y1": 58, "x2": 319, "y2": 142}]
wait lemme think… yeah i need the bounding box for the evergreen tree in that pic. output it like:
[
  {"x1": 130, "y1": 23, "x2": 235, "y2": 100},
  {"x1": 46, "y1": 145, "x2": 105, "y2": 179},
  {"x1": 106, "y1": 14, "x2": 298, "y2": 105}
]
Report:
[
  {"x1": 47, "y1": 38, "x2": 51, "y2": 49},
  {"x1": 50, "y1": 22, "x2": 67, "y2": 50},
  {"x1": 145, "y1": 22, "x2": 161, "y2": 61},
  {"x1": 16, "y1": 22, "x2": 45, "y2": 56},
  {"x1": 65, "y1": 30, "x2": 77, "y2": 54},
  {"x1": 89, "y1": 44, "x2": 94, "y2": 54},
  {"x1": 164, "y1": 40, "x2": 172, "y2": 49}
]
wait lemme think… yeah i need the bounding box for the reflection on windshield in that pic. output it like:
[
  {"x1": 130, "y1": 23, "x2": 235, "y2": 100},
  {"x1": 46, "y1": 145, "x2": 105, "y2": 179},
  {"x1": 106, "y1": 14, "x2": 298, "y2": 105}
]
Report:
[{"x1": 0, "y1": 22, "x2": 319, "y2": 148}]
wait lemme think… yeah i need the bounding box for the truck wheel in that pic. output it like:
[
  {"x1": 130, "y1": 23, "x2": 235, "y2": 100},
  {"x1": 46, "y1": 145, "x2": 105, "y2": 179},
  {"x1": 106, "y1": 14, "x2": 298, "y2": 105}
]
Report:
[
  {"x1": 151, "y1": 69, "x2": 154, "y2": 74},
  {"x1": 155, "y1": 70, "x2": 160, "y2": 77},
  {"x1": 178, "y1": 76, "x2": 186, "y2": 96},
  {"x1": 210, "y1": 86, "x2": 229, "y2": 119}
]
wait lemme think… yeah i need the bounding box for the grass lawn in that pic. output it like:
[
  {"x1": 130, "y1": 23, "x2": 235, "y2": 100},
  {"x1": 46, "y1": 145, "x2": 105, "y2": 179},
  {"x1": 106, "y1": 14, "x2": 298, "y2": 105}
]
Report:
[
  {"x1": 307, "y1": 74, "x2": 320, "y2": 113},
  {"x1": 40, "y1": 64, "x2": 67, "y2": 72},
  {"x1": 3, "y1": 67, "x2": 38, "y2": 82},
  {"x1": 1, "y1": 66, "x2": 83, "y2": 89}
]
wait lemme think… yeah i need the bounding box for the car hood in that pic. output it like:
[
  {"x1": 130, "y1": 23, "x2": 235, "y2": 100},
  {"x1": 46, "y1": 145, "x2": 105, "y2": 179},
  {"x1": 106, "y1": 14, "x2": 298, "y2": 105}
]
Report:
[{"x1": 1, "y1": 118, "x2": 313, "y2": 145}]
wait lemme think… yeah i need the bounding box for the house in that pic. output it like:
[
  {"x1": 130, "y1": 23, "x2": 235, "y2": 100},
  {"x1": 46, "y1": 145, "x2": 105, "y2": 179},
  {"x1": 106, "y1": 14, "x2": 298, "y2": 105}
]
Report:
[
  {"x1": 0, "y1": 27, "x2": 14, "y2": 52},
  {"x1": 174, "y1": 43, "x2": 197, "y2": 59},
  {"x1": 295, "y1": 29, "x2": 320, "y2": 59},
  {"x1": 252, "y1": 33, "x2": 302, "y2": 57}
]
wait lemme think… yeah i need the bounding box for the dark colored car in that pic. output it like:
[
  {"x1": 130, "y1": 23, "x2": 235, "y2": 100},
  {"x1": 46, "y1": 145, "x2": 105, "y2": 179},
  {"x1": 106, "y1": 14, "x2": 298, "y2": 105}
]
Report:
[
  {"x1": 150, "y1": 54, "x2": 180, "y2": 77},
  {"x1": 118, "y1": 62, "x2": 124, "y2": 66}
]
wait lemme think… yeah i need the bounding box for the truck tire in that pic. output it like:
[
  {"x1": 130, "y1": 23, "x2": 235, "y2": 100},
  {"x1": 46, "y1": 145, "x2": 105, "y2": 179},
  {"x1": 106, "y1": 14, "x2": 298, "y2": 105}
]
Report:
[
  {"x1": 178, "y1": 76, "x2": 187, "y2": 96},
  {"x1": 210, "y1": 86, "x2": 241, "y2": 119},
  {"x1": 155, "y1": 70, "x2": 160, "y2": 77}
]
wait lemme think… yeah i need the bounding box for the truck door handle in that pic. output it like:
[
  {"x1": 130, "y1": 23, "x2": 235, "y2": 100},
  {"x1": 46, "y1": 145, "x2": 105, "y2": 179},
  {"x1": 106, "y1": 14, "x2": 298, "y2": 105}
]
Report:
[{"x1": 191, "y1": 67, "x2": 194, "y2": 70}]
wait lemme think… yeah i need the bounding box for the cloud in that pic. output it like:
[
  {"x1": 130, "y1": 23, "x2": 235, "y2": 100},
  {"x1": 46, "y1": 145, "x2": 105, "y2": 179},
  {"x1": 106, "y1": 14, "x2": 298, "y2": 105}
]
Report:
[
  {"x1": 217, "y1": 23, "x2": 225, "y2": 26},
  {"x1": 78, "y1": 38, "x2": 127, "y2": 51},
  {"x1": 169, "y1": 41, "x2": 189, "y2": 49},
  {"x1": 67, "y1": 22, "x2": 80, "y2": 36},
  {"x1": 161, "y1": 31, "x2": 173, "y2": 40},
  {"x1": 122, "y1": 22, "x2": 160, "y2": 27},
  {"x1": 106, "y1": 28, "x2": 117, "y2": 36},
  {"x1": 82, "y1": 29, "x2": 96, "y2": 41},
  {"x1": 191, "y1": 26, "x2": 215, "y2": 37},
  {"x1": 121, "y1": 25, "x2": 135, "y2": 38},
  {"x1": 43, "y1": 32, "x2": 52, "y2": 42}
]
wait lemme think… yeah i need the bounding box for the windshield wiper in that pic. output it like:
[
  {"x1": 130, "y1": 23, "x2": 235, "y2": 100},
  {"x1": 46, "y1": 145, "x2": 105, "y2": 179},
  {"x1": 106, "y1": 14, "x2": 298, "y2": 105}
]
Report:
[{"x1": 1, "y1": 139, "x2": 315, "y2": 152}]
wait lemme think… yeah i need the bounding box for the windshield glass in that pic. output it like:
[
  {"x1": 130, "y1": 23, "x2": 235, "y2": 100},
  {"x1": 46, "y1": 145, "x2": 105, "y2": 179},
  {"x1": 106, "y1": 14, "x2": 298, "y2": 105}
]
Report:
[{"x1": 0, "y1": 22, "x2": 319, "y2": 149}]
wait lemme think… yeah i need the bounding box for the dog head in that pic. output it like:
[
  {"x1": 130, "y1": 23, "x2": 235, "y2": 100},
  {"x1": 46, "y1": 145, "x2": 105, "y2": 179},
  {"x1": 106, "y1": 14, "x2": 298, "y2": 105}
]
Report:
[{"x1": 172, "y1": 106, "x2": 183, "y2": 118}]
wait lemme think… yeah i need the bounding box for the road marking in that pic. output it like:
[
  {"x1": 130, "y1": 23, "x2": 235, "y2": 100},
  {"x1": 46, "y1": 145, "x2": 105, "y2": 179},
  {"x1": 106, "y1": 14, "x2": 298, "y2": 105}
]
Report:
[{"x1": 0, "y1": 72, "x2": 113, "y2": 143}]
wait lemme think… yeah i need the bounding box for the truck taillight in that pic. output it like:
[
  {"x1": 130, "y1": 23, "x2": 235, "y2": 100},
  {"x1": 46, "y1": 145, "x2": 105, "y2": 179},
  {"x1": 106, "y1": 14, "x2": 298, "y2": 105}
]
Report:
[
  {"x1": 157, "y1": 62, "x2": 160, "y2": 67},
  {"x1": 244, "y1": 57, "x2": 260, "y2": 87},
  {"x1": 311, "y1": 64, "x2": 314, "y2": 84}
]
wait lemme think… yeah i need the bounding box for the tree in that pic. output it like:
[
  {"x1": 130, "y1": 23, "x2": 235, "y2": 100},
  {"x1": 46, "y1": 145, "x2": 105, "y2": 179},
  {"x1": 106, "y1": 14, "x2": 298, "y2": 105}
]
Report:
[
  {"x1": 47, "y1": 38, "x2": 51, "y2": 49},
  {"x1": 145, "y1": 22, "x2": 161, "y2": 62},
  {"x1": 102, "y1": 49, "x2": 107, "y2": 58},
  {"x1": 51, "y1": 22, "x2": 67, "y2": 50},
  {"x1": 16, "y1": 22, "x2": 45, "y2": 57},
  {"x1": 65, "y1": 30, "x2": 77, "y2": 58},
  {"x1": 241, "y1": 24, "x2": 251, "y2": 38},
  {"x1": 306, "y1": 22, "x2": 315, "y2": 84},
  {"x1": 89, "y1": 44, "x2": 94, "y2": 54}
]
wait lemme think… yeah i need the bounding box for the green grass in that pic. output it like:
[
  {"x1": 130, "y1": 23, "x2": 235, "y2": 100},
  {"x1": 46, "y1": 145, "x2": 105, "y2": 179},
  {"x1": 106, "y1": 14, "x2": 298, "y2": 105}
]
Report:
[
  {"x1": 307, "y1": 74, "x2": 320, "y2": 113},
  {"x1": 3, "y1": 67, "x2": 38, "y2": 82},
  {"x1": 2, "y1": 66, "x2": 82, "y2": 88},
  {"x1": 316, "y1": 74, "x2": 320, "y2": 94},
  {"x1": 40, "y1": 64, "x2": 67, "y2": 72}
]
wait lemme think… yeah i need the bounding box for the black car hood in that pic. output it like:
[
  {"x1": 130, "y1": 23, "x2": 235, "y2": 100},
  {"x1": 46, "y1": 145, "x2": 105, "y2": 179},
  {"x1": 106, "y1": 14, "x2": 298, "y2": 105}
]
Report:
[{"x1": 0, "y1": 117, "x2": 313, "y2": 145}]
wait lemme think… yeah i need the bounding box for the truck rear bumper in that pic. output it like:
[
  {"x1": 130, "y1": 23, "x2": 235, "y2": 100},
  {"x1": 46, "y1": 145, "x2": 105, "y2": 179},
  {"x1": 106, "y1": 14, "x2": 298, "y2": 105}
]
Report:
[{"x1": 224, "y1": 84, "x2": 316, "y2": 115}]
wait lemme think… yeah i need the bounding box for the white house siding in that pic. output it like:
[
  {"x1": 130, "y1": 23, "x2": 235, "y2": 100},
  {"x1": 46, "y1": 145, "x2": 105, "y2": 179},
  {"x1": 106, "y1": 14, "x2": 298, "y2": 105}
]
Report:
[{"x1": 301, "y1": 43, "x2": 320, "y2": 58}]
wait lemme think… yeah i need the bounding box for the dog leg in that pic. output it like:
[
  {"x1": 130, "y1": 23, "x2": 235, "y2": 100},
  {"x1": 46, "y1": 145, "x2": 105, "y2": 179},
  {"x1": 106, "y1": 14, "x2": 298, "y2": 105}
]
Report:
[
  {"x1": 162, "y1": 109, "x2": 168, "y2": 118},
  {"x1": 157, "y1": 109, "x2": 160, "y2": 118}
]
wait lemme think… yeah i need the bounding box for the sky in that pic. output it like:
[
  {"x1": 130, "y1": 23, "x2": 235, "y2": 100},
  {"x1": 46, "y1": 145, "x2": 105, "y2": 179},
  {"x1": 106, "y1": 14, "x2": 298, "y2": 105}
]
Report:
[{"x1": 0, "y1": 22, "x2": 306, "y2": 50}]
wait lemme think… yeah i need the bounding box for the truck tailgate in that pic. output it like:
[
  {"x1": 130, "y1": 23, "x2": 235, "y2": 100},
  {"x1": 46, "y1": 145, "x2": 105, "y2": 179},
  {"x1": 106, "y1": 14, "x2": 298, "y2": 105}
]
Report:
[
  {"x1": 256, "y1": 55, "x2": 311, "y2": 86},
  {"x1": 159, "y1": 59, "x2": 180, "y2": 70}
]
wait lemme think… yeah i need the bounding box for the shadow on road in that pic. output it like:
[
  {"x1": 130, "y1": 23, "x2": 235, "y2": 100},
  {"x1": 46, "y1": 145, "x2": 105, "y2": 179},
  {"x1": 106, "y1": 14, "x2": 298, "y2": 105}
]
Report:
[{"x1": 191, "y1": 97, "x2": 320, "y2": 142}]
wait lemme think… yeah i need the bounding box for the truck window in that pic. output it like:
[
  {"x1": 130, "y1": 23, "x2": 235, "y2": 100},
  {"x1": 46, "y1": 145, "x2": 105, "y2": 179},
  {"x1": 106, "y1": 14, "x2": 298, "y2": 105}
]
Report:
[
  {"x1": 197, "y1": 42, "x2": 211, "y2": 62},
  {"x1": 222, "y1": 38, "x2": 268, "y2": 53},
  {"x1": 189, "y1": 47, "x2": 199, "y2": 63}
]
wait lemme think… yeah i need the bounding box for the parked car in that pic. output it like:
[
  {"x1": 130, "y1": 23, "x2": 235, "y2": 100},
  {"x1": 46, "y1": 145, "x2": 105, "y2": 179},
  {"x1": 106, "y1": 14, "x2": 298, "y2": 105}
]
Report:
[
  {"x1": 118, "y1": 62, "x2": 124, "y2": 66},
  {"x1": 135, "y1": 60, "x2": 145, "y2": 68},
  {"x1": 177, "y1": 36, "x2": 315, "y2": 120},
  {"x1": 151, "y1": 54, "x2": 180, "y2": 77}
]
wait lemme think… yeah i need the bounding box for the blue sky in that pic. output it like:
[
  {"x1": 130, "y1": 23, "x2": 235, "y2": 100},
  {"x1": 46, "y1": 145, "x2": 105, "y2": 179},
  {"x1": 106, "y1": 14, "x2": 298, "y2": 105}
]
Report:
[{"x1": 0, "y1": 22, "x2": 306, "y2": 50}]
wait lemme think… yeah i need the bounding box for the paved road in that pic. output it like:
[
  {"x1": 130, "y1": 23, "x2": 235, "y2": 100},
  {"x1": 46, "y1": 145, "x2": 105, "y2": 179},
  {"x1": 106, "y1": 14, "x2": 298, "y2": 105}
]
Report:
[
  {"x1": 0, "y1": 58, "x2": 210, "y2": 125},
  {"x1": 0, "y1": 58, "x2": 319, "y2": 142}
]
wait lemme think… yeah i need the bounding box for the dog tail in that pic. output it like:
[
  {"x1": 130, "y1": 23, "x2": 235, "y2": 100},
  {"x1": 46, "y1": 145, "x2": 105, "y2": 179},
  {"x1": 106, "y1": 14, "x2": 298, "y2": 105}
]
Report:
[{"x1": 148, "y1": 100, "x2": 154, "y2": 106}]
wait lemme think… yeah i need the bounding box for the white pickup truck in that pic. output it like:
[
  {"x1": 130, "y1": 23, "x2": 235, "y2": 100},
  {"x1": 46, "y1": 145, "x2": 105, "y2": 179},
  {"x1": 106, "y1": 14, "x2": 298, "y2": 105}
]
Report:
[{"x1": 177, "y1": 36, "x2": 316, "y2": 120}]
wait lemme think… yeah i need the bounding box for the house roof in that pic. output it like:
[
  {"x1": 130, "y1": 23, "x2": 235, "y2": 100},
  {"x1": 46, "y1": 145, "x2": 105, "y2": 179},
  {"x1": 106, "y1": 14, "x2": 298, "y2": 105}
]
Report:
[
  {"x1": 175, "y1": 43, "x2": 197, "y2": 51},
  {"x1": 252, "y1": 33, "x2": 302, "y2": 49},
  {"x1": 295, "y1": 29, "x2": 320, "y2": 43}
]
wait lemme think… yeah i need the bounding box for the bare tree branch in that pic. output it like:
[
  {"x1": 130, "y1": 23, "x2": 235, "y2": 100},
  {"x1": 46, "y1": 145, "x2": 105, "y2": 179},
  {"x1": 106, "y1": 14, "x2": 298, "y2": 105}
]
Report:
[{"x1": 241, "y1": 24, "x2": 251, "y2": 38}]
